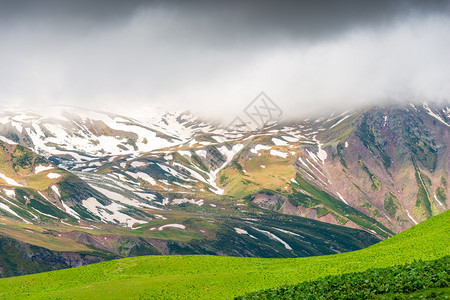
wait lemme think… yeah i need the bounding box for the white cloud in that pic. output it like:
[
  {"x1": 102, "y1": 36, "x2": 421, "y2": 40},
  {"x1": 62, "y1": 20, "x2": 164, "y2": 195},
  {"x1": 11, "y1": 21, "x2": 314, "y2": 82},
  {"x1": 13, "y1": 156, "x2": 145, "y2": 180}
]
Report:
[{"x1": 0, "y1": 7, "x2": 448, "y2": 120}]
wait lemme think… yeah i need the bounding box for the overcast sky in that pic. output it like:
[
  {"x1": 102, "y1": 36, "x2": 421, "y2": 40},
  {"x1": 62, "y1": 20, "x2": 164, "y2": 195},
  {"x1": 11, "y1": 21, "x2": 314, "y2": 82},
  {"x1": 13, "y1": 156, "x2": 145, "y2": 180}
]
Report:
[{"x1": 0, "y1": 0, "x2": 449, "y2": 120}]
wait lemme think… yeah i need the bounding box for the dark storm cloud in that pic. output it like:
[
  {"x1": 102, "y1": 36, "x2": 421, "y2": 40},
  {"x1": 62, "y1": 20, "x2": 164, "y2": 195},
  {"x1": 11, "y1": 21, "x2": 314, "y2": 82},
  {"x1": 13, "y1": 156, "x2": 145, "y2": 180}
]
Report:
[
  {"x1": 171, "y1": 0, "x2": 449, "y2": 42},
  {"x1": 0, "y1": 0, "x2": 449, "y2": 119},
  {"x1": 1, "y1": 0, "x2": 448, "y2": 42},
  {"x1": 0, "y1": 0, "x2": 147, "y2": 21}
]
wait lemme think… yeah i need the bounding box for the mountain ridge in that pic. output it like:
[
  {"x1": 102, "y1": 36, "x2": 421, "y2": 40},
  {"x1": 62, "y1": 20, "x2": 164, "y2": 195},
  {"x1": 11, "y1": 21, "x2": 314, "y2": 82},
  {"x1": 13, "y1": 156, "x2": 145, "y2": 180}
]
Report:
[{"x1": 0, "y1": 102, "x2": 447, "y2": 275}]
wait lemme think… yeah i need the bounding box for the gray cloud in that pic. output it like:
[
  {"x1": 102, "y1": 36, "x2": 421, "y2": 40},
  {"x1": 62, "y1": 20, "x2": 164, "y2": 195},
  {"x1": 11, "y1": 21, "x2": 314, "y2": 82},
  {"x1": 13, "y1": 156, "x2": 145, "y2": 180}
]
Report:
[{"x1": 0, "y1": 1, "x2": 449, "y2": 120}]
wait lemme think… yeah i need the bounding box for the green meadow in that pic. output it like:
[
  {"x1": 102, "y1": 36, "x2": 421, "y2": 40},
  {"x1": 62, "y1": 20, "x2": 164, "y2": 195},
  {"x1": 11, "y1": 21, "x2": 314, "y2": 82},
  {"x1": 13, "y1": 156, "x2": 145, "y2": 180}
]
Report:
[
  {"x1": 0, "y1": 210, "x2": 448, "y2": 299},
  {"x1": 239, "y1": 256, "x2": 449, "y2": 299}
]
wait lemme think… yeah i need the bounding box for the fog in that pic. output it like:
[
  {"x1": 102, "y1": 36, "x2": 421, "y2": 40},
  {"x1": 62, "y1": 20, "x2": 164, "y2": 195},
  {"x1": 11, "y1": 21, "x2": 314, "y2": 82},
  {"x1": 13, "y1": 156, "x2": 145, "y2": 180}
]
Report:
[{"x1": 0, "y1": 0, "x2": 449, "y2": 121}]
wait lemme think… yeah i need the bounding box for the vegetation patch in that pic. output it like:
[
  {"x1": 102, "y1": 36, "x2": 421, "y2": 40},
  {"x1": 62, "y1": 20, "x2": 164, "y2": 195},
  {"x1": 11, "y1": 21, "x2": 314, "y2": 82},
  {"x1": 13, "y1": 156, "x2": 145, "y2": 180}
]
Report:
[
  {"x1": 358, "y1": 158, "x2": 382, "y2": 190},
  {"x1": 191, "y1": 153, "x2": 209, "y2": 172},
  {"x1": 237, "y1": 256, "x2": 449, "y2": 299},
  {"x1": 436, "y1": 176, "x2": 448, "y2": 205},
  {"x1": 436, "y1": 187, "x2": 447, "y2": 204},
  {"x1": 355, "y1": 115, "x2": 391, "y2": 169},
  {"x1": 289, "y1": 191, "x2": 320, "y2": 208},
  {"x1": 384, "y1": 192, "x2": 399, "y2": 218},
  {"x1": 412, "y1": 160, "x2": 432, "y2": 218},
  {"x1": 404, "y1": 124, "x2": 438, "y2": 172}
]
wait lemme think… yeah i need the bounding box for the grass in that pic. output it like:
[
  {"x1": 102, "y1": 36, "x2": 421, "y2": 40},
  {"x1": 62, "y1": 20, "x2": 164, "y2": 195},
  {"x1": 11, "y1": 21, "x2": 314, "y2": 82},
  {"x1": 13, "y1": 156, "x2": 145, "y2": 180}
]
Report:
[
  {"x1": 0, "y1": 218, "x2": 94, "y2": 252},
  {"x1": 219, "y1": 148, "x2": 295, "y2": 198},
  {"x1": 238, "y1": 256, "x2": 449, "y2": 299},
  {"x1": 0, "y1": 225, "x2": 92, "y2": 252},
  {"x1": 25, "y1": 171, "x2": 63, "y2": 191},
  {"x1": 0, "y1": 210, "x2": 448, "y2": 299}
]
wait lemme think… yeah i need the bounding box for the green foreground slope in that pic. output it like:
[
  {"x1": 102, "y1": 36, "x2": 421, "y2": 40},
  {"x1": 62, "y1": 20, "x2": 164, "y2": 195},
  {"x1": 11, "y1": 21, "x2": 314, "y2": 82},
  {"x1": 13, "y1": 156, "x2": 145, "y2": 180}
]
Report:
[
  {"x1": 0, "y1": 210, "x2": 448, "y2": 299},
  {"x1": 238, "y1": 256, "x2": 449, "y2": 299}
]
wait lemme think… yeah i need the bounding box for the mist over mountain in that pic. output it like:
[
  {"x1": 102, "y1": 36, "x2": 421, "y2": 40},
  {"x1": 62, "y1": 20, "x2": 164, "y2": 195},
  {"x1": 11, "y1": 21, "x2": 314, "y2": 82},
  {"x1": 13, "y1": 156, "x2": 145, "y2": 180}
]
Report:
[{"x1": 0, "y1": 0, "x2": 449, "y2": 120}]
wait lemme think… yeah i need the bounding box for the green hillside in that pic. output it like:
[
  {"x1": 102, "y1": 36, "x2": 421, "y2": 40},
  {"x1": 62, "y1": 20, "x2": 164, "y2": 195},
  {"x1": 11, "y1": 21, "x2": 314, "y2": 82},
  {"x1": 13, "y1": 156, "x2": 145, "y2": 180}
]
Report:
[
  {"x1": 238, "y1": 256, "x2": 449, "y2": 299},
  {"x1": 0, "y1": 210, "x2": 448, "y2": 299}
]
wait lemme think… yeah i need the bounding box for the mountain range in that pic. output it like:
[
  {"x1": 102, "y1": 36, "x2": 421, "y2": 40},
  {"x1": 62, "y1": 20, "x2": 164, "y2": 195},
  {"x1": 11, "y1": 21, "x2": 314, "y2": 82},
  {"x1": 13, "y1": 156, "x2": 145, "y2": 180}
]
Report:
[{"x1": 0, "y1": 102, "x2": 448, "y2": 276}]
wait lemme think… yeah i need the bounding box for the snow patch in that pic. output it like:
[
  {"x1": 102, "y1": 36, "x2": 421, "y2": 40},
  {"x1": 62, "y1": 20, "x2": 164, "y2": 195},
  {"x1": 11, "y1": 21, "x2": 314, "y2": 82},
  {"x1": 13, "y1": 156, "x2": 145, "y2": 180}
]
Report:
[
  {"x1": 157, "y1": 163, "x2": 184, "y2": 178},
  {"x1": 406, "y1": 209, "x2": 418, "y2": 225},
  {"x1": 330, "y1": 114, "x2": 350, "y2": 129},
  {"x1": 82, "y1": 197, "x2": 146, "y2": 228},
  {"x1": 34, "y1": 165, "x2": 54, "y2": 174},
  {"x1": 0, "y1": 173, "x2": 22, "y2": 186},
  {"x1": 171, "y1": 198, "x2": 204, "y2": 206},
  {"x1": 158, "y1": 224, "x2": 185, "y2": 231},
  {"x1": 0, "y1": 136, "x2": 18, "y2": 145},
  {"x1": 250, "y1": 144, "x2": 271, "y2": 154},
  {"x1": 61, "y1": 201, "x2": 80, "y2": 220},
  {"x1": 178, "y1": 150, "x2": 192, "y2": 157},
  {"x1": 127, "y1": 172, "x2": 157, "y2": 185},
  {"x1": 306, "y1": 149, "x2": 318, "y2": 163},
  {"x1": 206, "y1": 144, "x2": 244, "y2": 195},
  {"x1": 251, "y1": 227, "x2": 292, "y2": 250},
  {"x1": 272, "y1": 227, "x2": 304, "y2": 238},
  {"x1": 423, "y1": 103, "x2": 450, "y2": 127},
  {"x1": 336, "y1": 192, "x2": 349, "y2": 205},
  {"x1": 281, "y1": 135, "x2": 299, "y2": 142},
  {"x1": 172, "y1": 162, "x2": 208, "y2": 184},
  {"x1": 47, "y1": 173, "x2": 61, "y2": 179},
  {"x1": 90, "y1": 186, "x2": 156, "y2": 209},
  {"x1": 33, "y1": 208, "x2": 58, "y2": 219},
  {"x1": 3, "y1": 189, "x2": 15, "y2": 198},
  {"x1": 234, "y1": 227, "x2": 257, "y2": 239},
  {"x1": 270, "y1": 150, "x2": 288, "y2": 158},
  {"x1": 196, "y1": 150, "x2": 207, "y2": 158},
  {"x1": 313, "y1": 137, "x2": 327, "y2": 164},
  {"x1": 305, "y1": 157, "x2": 326, "y2": 178},
  {"x1": 0, "y1": 202, "x2": 31, "y2": 224},
  {"x1": 234, "y1": 227, "x2": 248, "y2": 234},
  {"x1": 153, "y1": 214, "x2": 167, "y2": 220},
  {"x1": 434, "y1": 194, "x2": 444, "y2": 208},
  {"x1": 272, "y1": 138, "x2": 288, "y2": 146},
  {"x1": 130, "y1": 161, "x2": 147, "y2": 168},
  {"x1": 51, "y1": 185, "x2": 61, "y2": 197},
  {"x1": 298, "y1": 157, "x2": 313, "y2": 172}
]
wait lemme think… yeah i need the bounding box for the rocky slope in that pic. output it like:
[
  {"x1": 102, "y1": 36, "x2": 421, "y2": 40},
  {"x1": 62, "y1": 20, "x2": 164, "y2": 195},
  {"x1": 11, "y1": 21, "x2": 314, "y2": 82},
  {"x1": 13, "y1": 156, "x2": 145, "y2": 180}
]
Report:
[{"x1": 0, "y1": 235, "x2": 114, "y2": 278}]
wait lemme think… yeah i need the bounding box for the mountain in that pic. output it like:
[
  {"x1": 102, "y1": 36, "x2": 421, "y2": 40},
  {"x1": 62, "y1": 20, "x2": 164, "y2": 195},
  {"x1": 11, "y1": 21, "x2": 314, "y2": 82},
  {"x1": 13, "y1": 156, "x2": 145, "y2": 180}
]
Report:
[
  {"x1": 0, "y1": 129, "x2": 380, "y2": 276},
  {"x1": 0, "y1": 102, "x2": 447, "y2": 275},
  {"x1": 0, "y1": 207, "x2": 447, "y2": 299}
]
